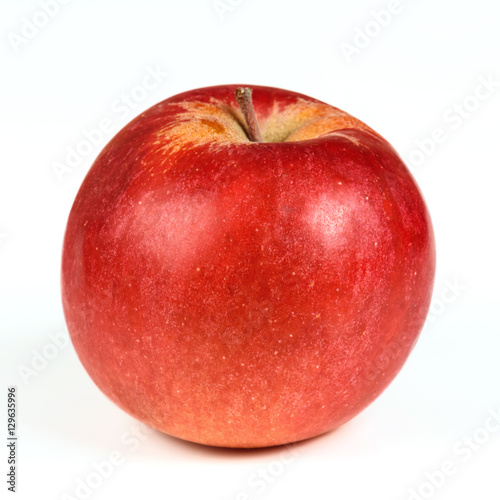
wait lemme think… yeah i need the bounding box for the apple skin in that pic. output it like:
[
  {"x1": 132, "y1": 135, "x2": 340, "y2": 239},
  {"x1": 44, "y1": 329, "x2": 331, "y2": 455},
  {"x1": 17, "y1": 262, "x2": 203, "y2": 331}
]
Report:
[{"x1": 62, "y1": 84, "x2": 435, "y2": 448}]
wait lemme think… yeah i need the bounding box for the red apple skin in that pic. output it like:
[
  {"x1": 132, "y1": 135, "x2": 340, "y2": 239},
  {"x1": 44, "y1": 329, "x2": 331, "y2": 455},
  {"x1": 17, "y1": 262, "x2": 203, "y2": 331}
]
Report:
[{"x1": 62, "y1": 84, "x2": 435, "y2": 448}]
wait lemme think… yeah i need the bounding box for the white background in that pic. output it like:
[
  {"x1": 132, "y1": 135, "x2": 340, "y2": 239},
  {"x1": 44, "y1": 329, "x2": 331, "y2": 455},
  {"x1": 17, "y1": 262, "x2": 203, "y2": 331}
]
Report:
[{"x1": 1, "y1": 0, "x2": 499, "y2": 499}]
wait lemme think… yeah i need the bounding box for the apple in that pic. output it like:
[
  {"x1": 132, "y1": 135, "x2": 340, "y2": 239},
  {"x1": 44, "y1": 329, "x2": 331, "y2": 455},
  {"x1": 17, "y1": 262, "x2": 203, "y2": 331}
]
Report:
[{"x1": 62, "y1": 84, "x2": 435, "y2": 448}]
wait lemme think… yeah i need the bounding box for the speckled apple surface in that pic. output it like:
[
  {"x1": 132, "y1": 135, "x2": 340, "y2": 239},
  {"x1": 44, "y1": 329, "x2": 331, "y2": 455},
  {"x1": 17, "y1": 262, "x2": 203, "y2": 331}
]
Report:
[{"x1": 61, "y1": 84, "x2": 435, "y2": 448}]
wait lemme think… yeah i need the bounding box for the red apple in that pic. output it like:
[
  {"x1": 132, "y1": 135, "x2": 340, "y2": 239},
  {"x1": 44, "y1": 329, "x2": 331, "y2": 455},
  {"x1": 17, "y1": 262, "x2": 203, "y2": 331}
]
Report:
[{"x1": 62, "y1": 84, "x2": 435, "y2": 448}]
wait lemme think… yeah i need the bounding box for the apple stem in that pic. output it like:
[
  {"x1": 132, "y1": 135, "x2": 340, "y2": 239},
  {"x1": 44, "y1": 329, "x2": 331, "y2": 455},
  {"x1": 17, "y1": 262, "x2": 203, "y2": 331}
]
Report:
[{"x1": 235, "y1": 87, "x2": 263, "y2": 143}]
